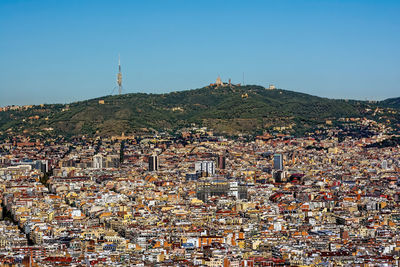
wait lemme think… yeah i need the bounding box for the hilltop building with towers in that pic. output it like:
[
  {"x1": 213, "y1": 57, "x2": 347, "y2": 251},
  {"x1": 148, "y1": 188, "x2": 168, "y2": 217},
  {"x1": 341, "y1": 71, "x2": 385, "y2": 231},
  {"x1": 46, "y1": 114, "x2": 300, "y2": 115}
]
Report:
[{"x1": 209, "y1": 76, "x2": 240, "y2": 88}]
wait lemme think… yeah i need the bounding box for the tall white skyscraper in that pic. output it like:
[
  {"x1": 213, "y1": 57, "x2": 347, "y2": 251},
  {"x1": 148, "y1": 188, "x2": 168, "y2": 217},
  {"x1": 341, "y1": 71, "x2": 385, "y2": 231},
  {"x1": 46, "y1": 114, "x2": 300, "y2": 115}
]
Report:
[
  {"x1": 195, "y1": 160, "x2": 215, "y2": 176},
  {"x1": 93, "y1": 154, "x2": 104, "y2": 169}
]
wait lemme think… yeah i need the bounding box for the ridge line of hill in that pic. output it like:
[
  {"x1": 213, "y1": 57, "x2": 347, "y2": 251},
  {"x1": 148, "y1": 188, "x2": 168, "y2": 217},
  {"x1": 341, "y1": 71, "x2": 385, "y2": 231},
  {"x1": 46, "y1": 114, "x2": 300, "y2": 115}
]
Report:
[{"x1": 0, "y1": 85, "x2": 399, "y2": 138}]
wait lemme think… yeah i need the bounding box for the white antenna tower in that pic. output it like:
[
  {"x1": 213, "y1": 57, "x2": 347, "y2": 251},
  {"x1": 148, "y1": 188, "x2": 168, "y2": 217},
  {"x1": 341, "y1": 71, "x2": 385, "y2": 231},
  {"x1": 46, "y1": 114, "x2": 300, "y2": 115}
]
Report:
[{"x1": 117, "y1": 54, "x2": 122, "y2": 95}]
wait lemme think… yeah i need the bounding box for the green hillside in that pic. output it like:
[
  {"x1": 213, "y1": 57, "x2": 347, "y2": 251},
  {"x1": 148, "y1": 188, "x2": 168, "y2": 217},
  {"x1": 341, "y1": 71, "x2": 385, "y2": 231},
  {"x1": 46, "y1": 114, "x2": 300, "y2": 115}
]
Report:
[
  {"x1": 380, "y1": 97, "x2": 400, "y2": 109},
  {"x1": 0, "y1": 85, "x2": 395, "y2": 137}
]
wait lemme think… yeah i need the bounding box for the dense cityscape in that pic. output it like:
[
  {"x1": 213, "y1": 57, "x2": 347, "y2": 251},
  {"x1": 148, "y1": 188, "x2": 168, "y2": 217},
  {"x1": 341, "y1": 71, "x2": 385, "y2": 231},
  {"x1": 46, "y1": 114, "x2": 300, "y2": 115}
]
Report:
[
  {"x1": 1, "y1": 114, "x2": 399, "y2": 266},
  {"x1": 2, "y1": 1, "x2": 400, "y2": 266}
]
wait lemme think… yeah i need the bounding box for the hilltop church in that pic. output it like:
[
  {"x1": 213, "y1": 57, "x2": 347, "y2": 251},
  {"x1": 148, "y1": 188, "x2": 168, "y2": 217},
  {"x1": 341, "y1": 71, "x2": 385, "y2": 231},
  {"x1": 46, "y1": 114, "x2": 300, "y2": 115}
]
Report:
[{"x1": 209, "y1": 76, "x2": 239, "y2": 88}]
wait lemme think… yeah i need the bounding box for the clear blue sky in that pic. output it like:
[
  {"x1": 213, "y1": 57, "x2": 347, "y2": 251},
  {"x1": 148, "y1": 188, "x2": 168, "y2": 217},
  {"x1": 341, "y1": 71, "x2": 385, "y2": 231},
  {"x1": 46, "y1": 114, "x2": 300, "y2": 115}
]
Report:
[{"x1": 1, "y1": 0, "x2": 399, "y2": 106}]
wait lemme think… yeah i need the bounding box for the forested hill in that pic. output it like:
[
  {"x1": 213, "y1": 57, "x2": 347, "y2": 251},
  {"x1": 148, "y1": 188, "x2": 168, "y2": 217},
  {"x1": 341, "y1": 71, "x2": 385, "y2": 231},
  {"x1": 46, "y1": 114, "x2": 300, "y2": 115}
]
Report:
[
  {"x1": 0, "y1": 85, "x2": 398, "y2": 137},
  {"x1": 380, "y1": 97, "x2": 400, "y2": 109}
]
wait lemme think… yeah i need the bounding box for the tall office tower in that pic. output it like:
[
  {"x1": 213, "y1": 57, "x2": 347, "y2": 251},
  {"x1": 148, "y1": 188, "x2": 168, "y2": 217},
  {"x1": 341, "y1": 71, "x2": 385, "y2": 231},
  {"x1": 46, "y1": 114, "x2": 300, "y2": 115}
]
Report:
[
  {"x1": 93, "y1": 154, "x2": 104, "y2": 169},
  {"x1": 148, "y1": 154, "x2": 159, "y2": 172},
  {"x1": 382, "y1": 160, "x2": 388, "y2": 170},
  {"x1": 35, "y1": 160, "x2": 49, "y2": 173},
  {"x1": 273, "y1": 153, "x2": 283, "y2": 170},
  {"x1": 217, "y1": 155, "x2": 226, "y2": 169},
  {"x1": 195, "y1": 160, "x2": 215, "y2": 176}
]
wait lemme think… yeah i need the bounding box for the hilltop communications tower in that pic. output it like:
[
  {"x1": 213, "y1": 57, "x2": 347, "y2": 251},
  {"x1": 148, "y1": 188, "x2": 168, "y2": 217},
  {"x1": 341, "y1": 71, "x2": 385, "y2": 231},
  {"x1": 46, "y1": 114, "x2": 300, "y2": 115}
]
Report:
[{"x1": 117, "y1": 55, "x2": 122, "y2": 95}]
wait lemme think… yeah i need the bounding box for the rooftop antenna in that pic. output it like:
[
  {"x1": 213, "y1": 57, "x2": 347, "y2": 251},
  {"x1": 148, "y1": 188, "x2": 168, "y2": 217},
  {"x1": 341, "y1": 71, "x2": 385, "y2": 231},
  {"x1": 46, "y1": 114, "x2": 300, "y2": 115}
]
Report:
[
  {"x1": 242, "y1": 72, "x2": 245, "y2": 86},
  {"x1": 117, "y1": 54, "x2": 122, "y2": 95}
]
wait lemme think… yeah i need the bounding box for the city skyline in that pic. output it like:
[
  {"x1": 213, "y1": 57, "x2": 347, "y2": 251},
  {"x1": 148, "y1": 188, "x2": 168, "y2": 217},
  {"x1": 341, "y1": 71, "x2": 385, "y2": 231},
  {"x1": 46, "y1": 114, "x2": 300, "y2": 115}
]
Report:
[{"x1": 1, "y1": 0, "x2": 400, "y2": 106}]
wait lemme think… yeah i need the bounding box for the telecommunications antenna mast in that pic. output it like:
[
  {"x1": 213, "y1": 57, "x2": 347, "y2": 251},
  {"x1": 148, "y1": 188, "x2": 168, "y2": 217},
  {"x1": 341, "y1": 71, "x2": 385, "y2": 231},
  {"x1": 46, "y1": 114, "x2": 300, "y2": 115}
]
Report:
[{"x1": 117, "y1": 54, "x2": 122, "y2": 95}]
